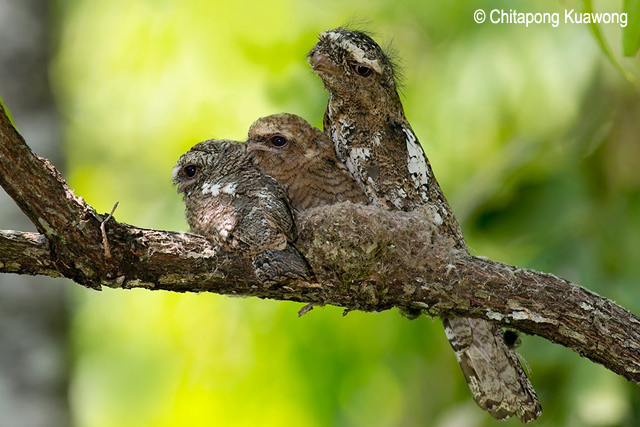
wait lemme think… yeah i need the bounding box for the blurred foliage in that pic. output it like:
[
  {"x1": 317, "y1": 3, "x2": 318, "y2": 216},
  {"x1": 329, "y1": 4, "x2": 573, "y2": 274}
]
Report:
[
  {"x1": 47, "y1": 0, "x2": 640, "y2": 426},
  {"x1": 623, "y1": 0, "x2": 640, "y2": 56},
  {"x1": 584, "y1": 0, "x2": 634, "y2": 82}
]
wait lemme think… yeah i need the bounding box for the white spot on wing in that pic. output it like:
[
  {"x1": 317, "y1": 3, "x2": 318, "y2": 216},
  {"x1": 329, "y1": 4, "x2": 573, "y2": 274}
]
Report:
[
  {"x1": 347, "y1": 147, "x2": 371, "y2": 179},
  {"x1": 404, "y1": 128, "x2": 430, "y2": 199},
  {"x1": 389, "y1": 188, "x2": 408, "y2": 210},
  {"x1": 202, "y1": 182, "x2": 221, "y2": 196},
  {"x1": 222, "y1": 182, "x2": 237, "y2": 195},
  {"x1": 352, "y1": 147, "x2": 371, "y2": 160},
  {"x1": 372, "y1": 133, "x2": 381, "y2": 147}
]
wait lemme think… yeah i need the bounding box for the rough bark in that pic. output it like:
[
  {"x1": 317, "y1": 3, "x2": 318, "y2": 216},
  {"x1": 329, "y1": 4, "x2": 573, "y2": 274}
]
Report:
[{"x1": 1, "y1": 103, "x2": 640, "y2": 387}]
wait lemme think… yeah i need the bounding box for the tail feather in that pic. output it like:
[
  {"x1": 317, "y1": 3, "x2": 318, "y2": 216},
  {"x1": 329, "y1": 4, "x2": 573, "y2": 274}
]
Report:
[{"x1": 443, "y1": 316, "x2": 542, "y2": 422}]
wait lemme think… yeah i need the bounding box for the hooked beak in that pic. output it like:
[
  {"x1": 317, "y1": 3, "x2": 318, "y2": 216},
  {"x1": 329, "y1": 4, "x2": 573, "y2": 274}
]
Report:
[
  {"x1": 171, "y1": 164, "x2": 182, "y2": 183},
  {"x1": 307, "y1": 50, "x2": 337, "y2": 74},
  {"x1": 246, "y1": 141, "x2": 278, "y2": 154}
]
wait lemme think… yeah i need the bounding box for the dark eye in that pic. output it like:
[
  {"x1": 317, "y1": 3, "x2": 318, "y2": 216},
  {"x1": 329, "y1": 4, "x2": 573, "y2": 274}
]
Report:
[
  {"x1": 351, "y1": 63, "x2": 373, "y2": 77},
  {"x1": 270, "y1": 135, "x2": 288, "y2": 148},
  {"x1": 183, "y1": 164, "x2": 197, "y2": 178}
]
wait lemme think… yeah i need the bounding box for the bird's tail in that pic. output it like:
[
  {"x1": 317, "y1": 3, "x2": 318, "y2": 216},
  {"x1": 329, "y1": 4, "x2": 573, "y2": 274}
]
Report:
[{"x1": 442, "y1": 316, "x2": 542, "y2": 423}]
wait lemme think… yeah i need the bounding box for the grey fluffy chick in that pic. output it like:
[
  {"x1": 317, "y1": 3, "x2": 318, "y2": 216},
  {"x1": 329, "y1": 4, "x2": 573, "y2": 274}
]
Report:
[{"x1": 172, "y1": 139, "x2": 310, "y2": 282}]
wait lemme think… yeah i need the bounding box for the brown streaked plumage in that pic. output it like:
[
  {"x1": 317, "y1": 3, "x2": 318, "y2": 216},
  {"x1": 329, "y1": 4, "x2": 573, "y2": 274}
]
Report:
[
  {"x1": 308, "y1": 28, "x2": 541, "y2": 422},
  {"x1": 247, "y1": 113, "x2": 368, "y2": 210},
  {"x1": 172, "y1": 139, "x2": 309, "y2": 282}
]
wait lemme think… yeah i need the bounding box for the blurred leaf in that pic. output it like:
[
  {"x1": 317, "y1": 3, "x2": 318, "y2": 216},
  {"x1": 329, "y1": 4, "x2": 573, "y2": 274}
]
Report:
[
  {"x1": 584, "y1": 0, "x2": 636, "y2": 83},
  {"x1": 623, "y1": 0, "x2": 640, "y2": 56}
]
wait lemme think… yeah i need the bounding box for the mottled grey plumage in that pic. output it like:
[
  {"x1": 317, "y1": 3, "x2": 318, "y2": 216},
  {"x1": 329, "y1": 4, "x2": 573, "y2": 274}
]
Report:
[
  {"x1": 172, "y1": 139, "x2": 310, "y2": 282},
  {"x1": 247, "y1": 113, "x2": 368, "y2": 210},
  {"x1": 308, "y1": 28, "x2": 541, "y2": 422}
]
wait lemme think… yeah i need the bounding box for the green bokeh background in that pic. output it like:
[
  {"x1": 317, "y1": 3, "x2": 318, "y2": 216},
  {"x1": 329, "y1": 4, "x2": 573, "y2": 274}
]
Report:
[{"x1": 45, "y1": 0, "x2": 640, "y2": 425}]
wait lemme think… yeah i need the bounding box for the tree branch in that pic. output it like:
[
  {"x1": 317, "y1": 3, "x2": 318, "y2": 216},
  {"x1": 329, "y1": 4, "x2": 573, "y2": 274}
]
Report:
[
  {"x1": 1, "y1": 103, "x2": 639, "y2": 385},
  {"x1": 0, "y1": 230, "x2": 59, "y2": 277}
]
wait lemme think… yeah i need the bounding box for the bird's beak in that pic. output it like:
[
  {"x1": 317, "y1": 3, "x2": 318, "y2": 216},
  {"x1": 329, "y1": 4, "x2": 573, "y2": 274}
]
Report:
[
  {"x1": 246, "y1": 141, "x2": 274, "y2": 153},
  {"x1": 308, "y1": 50, "x2": 336, "y2": 74},
  {"x1": 171, "y1": 164, "x2": 183, "y2": 186}
]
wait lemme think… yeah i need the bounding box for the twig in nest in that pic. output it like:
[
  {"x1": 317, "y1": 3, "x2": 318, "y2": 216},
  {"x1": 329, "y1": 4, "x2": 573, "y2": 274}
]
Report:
[{"x1": 100, "y1": 201, "x2": 119, "y2": 258}]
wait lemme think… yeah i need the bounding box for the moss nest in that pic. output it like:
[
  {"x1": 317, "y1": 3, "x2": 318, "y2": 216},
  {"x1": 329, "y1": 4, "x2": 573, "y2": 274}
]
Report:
[{"x1": 296, "y1": 202, "x2": 458, "y2": 290}]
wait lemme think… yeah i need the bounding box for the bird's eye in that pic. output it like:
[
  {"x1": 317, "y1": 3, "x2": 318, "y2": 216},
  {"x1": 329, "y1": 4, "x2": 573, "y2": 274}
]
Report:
[
  {"x1": 270, "y1": 135, "x2": 288, "y2": 148},
  {"x1": 183, "y1": 164, "x2": 197, "y2": 178},
  {"x1": 352, "y1": 63, "x2": 373, "y2": 77}
]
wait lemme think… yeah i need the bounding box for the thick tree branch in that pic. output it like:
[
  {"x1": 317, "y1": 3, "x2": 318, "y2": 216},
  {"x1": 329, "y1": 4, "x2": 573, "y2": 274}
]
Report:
[
  {"x1": 1, "y1": 103, "x2": 639, "y2": 386},
  {"x1": 0, "y1": 231, "x2": 59, "y2": 277},
  {"x1": 0, "y1": 106, "x2": 109, "y2": 287}
]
